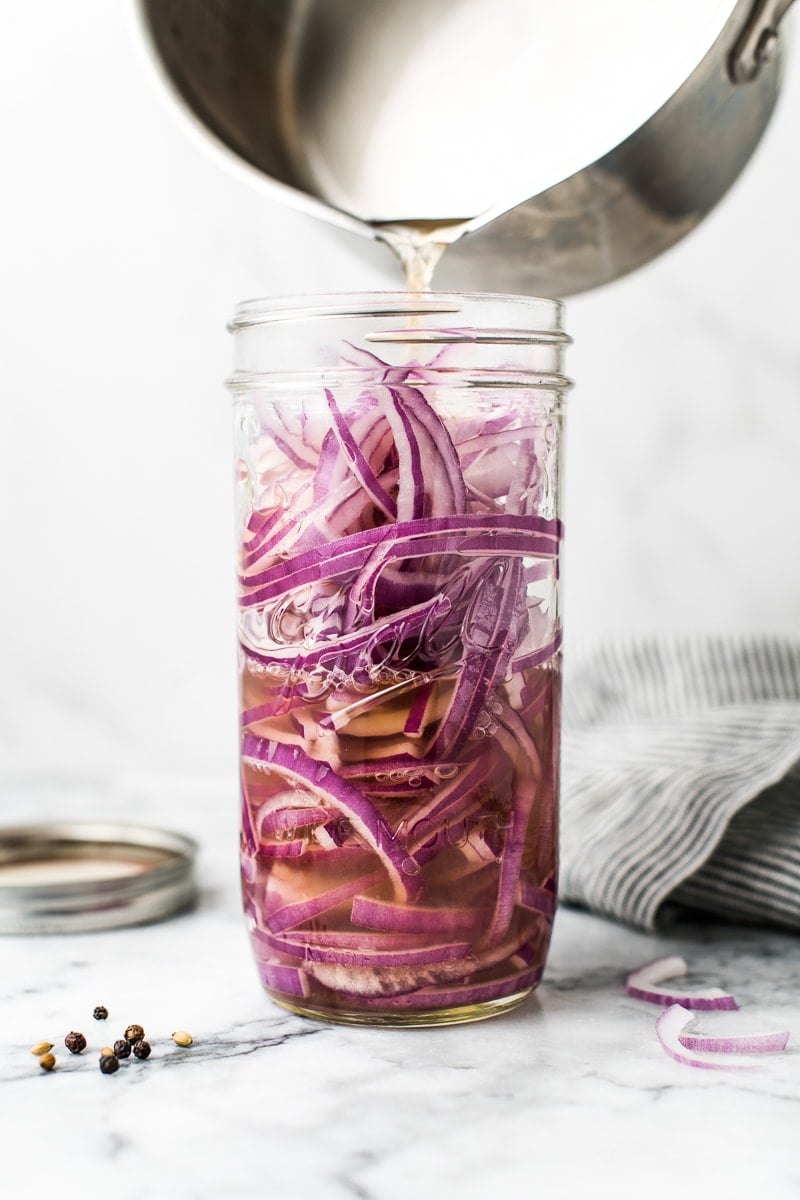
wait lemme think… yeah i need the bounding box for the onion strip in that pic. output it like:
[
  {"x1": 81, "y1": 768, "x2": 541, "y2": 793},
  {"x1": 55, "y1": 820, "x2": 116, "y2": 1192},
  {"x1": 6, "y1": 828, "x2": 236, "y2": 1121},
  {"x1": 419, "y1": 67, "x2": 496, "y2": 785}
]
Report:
[{"x1": 625, "y1": 956, "x2": 738, "y2": 1011}]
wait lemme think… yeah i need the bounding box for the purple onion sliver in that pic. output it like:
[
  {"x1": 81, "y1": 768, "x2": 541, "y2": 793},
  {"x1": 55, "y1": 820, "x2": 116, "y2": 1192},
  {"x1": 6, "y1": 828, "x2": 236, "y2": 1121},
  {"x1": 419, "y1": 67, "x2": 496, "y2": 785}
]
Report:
[
  {"x1": 266, "y1": 869, "x2": 385, "y2": 934},
  {"x1": 239, "y1": 511, "x2": 560, "y2": 594},
  {"x1": 337, "y1": 755, "x2": 461, "y2": 781},
  {"x1": 403, "y1": 679, "x2": 435, "y2": 736},
  {"x1": 483, "y1": 711, "x2": 541, "y2": 947},
  {"x1": 257, "y1": 961, "x2": 310, "y2": 999},
  {"x1": 325, "y1": 388, "x2": 397, "y2": 520},
  {"x1": 625, "y1": 956, "x2": 738, "y2": 1011},
  {"x1": 518, "y1": 882, "x2": 557, "y2": 917},
  {"x1": 352, "y1": 895, "x2": 483, "y2": 937},
  {"x1": 679, "y1": 1029, "x2": 790, "y2": 1054},
  {"x1": 240, "y1": 780, "x2": 257, "y2": 856},
  {"x1": 510, "y1": 630, "x2": 564, "y2": 674},
  {"x1": 656, "y1": 1005, "x2": 756, "y2": 1070},
  {"x1": 354, "y1": 965, "x2": 543, "y2": 1010},
  {"x1": 241, "y1": 734, "x2": 423, "y2": 902},
  {"x1": 262, "y1": 929, "x2": 436, "y2": 951},
  {"x1": 269, "y1": 938, "x2": 473, "y2": 969}
]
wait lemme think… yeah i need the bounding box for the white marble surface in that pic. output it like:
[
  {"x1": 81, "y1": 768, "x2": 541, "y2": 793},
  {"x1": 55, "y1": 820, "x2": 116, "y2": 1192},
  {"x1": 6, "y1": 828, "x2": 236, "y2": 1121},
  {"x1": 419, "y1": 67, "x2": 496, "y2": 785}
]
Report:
[{"x1": 2, "y1": 782, "x2": 799, "y2": 1200}]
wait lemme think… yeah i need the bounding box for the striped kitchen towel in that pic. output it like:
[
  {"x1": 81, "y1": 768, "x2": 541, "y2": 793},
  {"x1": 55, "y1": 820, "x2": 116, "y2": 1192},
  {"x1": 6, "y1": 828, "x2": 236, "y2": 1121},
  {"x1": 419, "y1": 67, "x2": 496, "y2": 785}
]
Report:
[{"x1": 560, "y1": 637, "x2": 800, "y2": 931}]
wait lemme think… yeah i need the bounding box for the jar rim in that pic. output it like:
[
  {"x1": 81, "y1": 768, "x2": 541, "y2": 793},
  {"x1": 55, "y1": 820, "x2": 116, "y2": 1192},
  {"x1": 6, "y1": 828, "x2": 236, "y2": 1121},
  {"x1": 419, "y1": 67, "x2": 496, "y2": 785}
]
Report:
[{"x1": 228, "y1": 290, "x2": 566, "y2": 333}]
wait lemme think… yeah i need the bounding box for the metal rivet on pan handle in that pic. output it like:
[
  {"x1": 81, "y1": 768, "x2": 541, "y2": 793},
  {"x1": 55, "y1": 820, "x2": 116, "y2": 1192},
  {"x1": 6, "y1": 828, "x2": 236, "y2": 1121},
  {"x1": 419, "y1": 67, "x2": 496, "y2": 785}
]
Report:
[{"x1": 730, "y1": 0, "x2": 796, "y2": 83}]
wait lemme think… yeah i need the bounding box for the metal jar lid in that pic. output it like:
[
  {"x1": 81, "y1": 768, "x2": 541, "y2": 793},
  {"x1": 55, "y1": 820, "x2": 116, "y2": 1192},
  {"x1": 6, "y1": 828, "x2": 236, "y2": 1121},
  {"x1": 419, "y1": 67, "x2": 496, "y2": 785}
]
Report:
[{"x1": 0, "y1": 823, "x2": 198, "y2": 934}]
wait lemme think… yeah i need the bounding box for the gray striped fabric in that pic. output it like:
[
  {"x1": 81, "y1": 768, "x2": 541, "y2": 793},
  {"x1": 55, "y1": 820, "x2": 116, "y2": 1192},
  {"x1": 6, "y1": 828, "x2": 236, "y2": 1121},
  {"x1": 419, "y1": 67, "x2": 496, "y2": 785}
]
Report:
[{"x1": 560, "y1": 638, "x2": 800, "y2": 931}]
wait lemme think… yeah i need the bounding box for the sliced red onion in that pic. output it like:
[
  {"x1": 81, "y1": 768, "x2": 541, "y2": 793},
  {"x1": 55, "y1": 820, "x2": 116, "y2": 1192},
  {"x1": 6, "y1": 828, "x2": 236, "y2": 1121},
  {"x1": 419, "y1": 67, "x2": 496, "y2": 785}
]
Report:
[
  {"x1": 324, "y1": 388, "x2": 398, "y2": 521},
  {"x1": 258, "y1": 806, "x2": 333, "y2": 838},
  {"x1": 363, "y1": 782, "x2": 436, "y2": 800},
  {"x1": 518, "y1": 881, "x2": 557, "y2": 916},
  {"x1": 403, "y1": 679, "x2": 436, "y2": 736},
  {"x1": 302, "y1": 956, "x2": 479, "y2": 998},
  {"x1": 380, "y1": 387, "x2": 426, "y2": 521},
  {"x1": 239, "y1": 525, "x2": 556, "y2": 609},
  {"x1": 510, "y1": 630, "x2": 564, "y2": 674},
  {"x1": 266, "y1": 868, "x2": 385, "y2": 934},
  {"x1": 353, "y1": 964, "x2": 543, "y2": 1010},
  {"x1": 656, "y1": 1005, "x2": 760, "y2": 1070},
  {"x1": 351, "y1": 894, "x2": 483, "y2": 937},
  {"x1": 258, "y1": 928, "x2": 432, "y2": 951},
  {"x1": 459, "y1": 424, "x2": 540, "y2": 463},
  {"x1": 340, "y1": 530, "x2": 557, "y2": 623},
  {"x1": 240, "y1": 852, "x2": 257, "y2": 885},
  {"x1": 261, "y1": 416, "x2": 318, "y2": 471},
  {"x1": 238, "y1": 511, "x2": 559, "y2": 597},
  {"x1": 427, "y1": 559, "x2": 527, "y2": 755},
  {"x1": 240, "y1": 485, "x2": 312, "y2": 566},
  {"x1": 512, "y1": 939, "x2": 543, "y2": 966},
  {"x1": 266, "y1": 934, "x2": 472, "y2": 969},
  {"x1": 256, "y1": 960, "x2": 310, "y2": 999},
  {"x1": 242, "y1": 500, "x2": 301, "y2": 557},
  {"x1": 625, "y1": 956, "x2": 738, "y2": 1011},
  {"x1": 483, "y1": 709, "x2": 542, "y2": 946},
  {"x1": 239, "y1": 353, "x2": 562, "y2": 1015},
  {"x1": 240, "y1": 780, "x2": 257, "y2": 856},
  {"x1": 242, "y1": 734, "x2": 423, "y2": 902},
  {"x1": 254, "y1": 839, "x2": 307, "y2": 860},
  {"x1": 680, "y1": 1026, "x2": 790, "y2": 1054},
  {"x1": 311, "y1": 393, "x2": 393, "y2": 501},
  {"x1": 337, "y1": 755, "x2": 461, "y2": 781},
  {"x1": 240, "y1": 592, "x2": 450, "y2": 672},
  {"x1": 318, "y1": 670, "x2": 449, "y2": 735},
  {"x1": 388, "y1": 382, "x2": 467, "y2": 516},
  {"x1": 401, "y1": 756, "x2": 490, "y2": 844},
  {"x1": 505, "y1": 436, "x2": 541, "y2": 517},
  {"x1": 412, "y1": 822, "x2": 470, "y2": 868}
]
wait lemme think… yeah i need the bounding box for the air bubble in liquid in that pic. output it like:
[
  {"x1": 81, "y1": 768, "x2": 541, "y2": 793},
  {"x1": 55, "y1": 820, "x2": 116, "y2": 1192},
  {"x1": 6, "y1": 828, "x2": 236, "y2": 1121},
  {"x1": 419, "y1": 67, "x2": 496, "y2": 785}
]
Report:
[{"x1": 434, "y1": 764, "x2": 459, "y2": 780}]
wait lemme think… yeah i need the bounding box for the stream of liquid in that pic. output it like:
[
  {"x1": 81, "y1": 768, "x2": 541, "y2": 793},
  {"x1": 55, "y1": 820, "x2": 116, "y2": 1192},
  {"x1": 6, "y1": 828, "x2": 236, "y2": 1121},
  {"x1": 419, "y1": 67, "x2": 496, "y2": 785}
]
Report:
[{"x1": 374, "y1": 218, "x2": 470, "y2": 291}]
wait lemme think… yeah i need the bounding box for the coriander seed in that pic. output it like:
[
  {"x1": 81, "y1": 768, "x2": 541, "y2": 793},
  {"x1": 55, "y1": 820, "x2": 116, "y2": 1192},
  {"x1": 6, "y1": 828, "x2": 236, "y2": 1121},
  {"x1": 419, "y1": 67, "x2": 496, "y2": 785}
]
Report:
[
  {"x1": 99, "y1": 1054, "x2": 119, "y2": 1075},
  {"x1": 93, "y1": 1005, "x2": 109, "y2": 1021},
  {"x1": 124, "y1": 1024, "x2": 145, "y2": 1044},
  {"x1": 171, "y1": 1030, "x2": 193, "y2": 1047},
  {"x1": 132, "y1": 1040, "x2": 151, "y2": 1060},
  {"x1": 30, "y1": 1041, "x2": 53, "y2": 1057},
  {"x1": 114, "y1": 1038, "x2": 131, "y2": 1059},
  {"x1": 64, "y1": 1031, "x2": 87, "y2": 1055},
  {"x1": 39, "y1": 1053, "x2": 56, "y2": 1071}
]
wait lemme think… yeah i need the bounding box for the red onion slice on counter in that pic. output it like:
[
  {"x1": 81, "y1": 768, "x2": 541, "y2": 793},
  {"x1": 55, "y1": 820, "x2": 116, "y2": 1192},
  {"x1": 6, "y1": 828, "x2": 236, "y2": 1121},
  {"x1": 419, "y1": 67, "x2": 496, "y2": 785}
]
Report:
[
  {"x1": 625, "y1": 955, "x2": 738, "y2": 1011},
  {"x1": 657, "y1": 1005, "x2": 762, "y2": 1070},
  {"x1": 679, "y1": 1025, "x2": 790, "y2": 1054}
]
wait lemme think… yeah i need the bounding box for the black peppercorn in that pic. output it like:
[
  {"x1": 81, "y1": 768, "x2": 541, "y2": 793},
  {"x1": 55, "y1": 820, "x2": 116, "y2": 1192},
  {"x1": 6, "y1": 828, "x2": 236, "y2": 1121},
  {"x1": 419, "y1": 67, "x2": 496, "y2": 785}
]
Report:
[
  {"x1": 99, "y1": 1054, "x2": 119, "y2": 1075},
  {"x1": 93, "y1": 1005, "x2": 109, "y2": 1021},
  {"x1": 132, "y1": 1040, "x2": 151, "y2": 1060},
  {"x1": 114, "y1": 1038, "x2": 131, "y2": 1059},
  {"x1": 64, "y1": 1031, "x2": 87, "y2": 1055},
  {"x1": 124, "y1": 1024, "x2": 145, "y2": 1044}
]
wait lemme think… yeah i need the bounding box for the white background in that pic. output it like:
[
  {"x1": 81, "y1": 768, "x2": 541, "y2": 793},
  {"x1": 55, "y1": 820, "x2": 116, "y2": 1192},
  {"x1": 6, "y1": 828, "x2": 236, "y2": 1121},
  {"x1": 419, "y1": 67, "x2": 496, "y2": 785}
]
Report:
[{"x1": 1, "y1": 3, "x2": 798, "y2": 800}]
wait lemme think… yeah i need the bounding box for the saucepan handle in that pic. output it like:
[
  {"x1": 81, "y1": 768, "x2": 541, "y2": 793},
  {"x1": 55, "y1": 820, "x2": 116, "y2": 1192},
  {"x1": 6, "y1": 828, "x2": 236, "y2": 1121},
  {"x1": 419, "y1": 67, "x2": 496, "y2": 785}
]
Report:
[{"x1": 730, "y1": 0, "x2": 796, "y2": 82}]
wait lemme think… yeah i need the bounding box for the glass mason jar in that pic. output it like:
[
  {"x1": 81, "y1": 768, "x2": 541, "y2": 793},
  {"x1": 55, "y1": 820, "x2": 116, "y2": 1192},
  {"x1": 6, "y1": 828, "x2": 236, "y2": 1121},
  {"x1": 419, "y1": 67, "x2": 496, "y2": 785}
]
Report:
[{"x1": 228, "y1": 292, "x2": 571, "y2": 1027}]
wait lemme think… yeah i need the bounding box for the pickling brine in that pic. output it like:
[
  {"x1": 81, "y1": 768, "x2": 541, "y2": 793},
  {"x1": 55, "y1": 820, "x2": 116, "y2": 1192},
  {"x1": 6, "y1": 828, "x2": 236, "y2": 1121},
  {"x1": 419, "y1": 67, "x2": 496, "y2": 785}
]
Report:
[{"x1": 230, "y1": 292, "x2": 570, "y2": 1025}]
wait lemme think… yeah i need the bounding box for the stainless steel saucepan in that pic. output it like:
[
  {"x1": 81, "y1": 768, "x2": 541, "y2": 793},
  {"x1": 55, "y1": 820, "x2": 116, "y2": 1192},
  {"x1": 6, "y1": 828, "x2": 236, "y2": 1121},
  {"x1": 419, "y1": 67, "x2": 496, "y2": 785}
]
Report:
[{"x1": 133, "y1": 0, "x2": 794, "y2": 295}]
